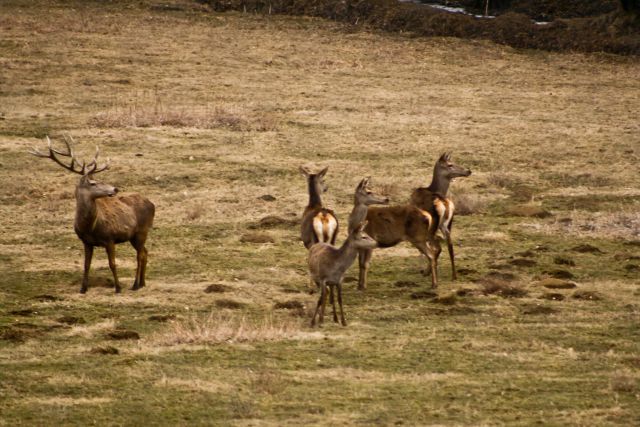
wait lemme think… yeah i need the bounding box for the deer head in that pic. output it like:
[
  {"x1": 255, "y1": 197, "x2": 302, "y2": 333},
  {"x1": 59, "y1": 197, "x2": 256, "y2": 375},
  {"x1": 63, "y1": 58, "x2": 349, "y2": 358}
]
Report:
[
  {"x1": 355, "y1": 177, "x2": 390, "y2": 206},
  {"x1": 300, "y1": 165, "x2": 329, "y2": 194},
  {"x1": 434, "y1": 152, "x2": 472, "y2": 182},
  {"x1": 30, "y1": 135, "x2": 117, "y2": 199}
]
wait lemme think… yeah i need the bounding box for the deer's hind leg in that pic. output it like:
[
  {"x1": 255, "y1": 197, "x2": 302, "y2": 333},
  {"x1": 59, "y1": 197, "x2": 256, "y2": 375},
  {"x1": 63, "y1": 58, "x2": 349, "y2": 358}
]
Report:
[
  {"x1": 357, "y1": 248, "x2": 373, "y2": 291},
  {"x1": 105, "y1": 242, "x2": 121, "y2": 293},
  {"x1": 130, "y1": 234, "x2": 148, "y2": 290}
]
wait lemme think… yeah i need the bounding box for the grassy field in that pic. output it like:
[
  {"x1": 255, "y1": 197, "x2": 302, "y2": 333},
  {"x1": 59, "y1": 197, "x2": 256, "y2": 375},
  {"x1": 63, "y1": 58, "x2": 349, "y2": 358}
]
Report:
[{"x1": 1, "y1": 0, "x2": 639, "y2": 425}]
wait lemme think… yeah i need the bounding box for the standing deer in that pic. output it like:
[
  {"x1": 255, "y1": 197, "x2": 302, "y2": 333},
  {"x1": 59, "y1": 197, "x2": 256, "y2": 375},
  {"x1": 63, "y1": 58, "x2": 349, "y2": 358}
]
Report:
[
  {"x1": 31, "y1": 136, "x2": 155, "y2": 294},
  {"x1": 308, "y1": 221, "x2": 377, "y2": 327},
  {"x1": 358, "y1": 204, "x2": 440, "y2": 290},
  {"x1": 410, "y1": 152, "x2": 471, "y2": 280},
  {"x1": 300, "y1": 166, "x2": 338, "y2": 249}
]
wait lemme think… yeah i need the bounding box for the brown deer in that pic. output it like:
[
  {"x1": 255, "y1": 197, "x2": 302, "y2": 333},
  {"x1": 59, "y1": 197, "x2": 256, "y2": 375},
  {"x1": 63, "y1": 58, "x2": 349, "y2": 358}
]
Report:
[
  {"x1": 358, "y1": 204, "x2": 440, "y2": 291},
  {"x1": 308, "y1": 221, "x2": 378, "y2": 327},
  {"x1": 31, "y1": 136, "x2": 155, "y2": 294},
  {"x1": 410, "y1": 153, "x2": 471, "y2": 280},
  {"x1": 300, "y1": 166, "x2": 338, "y2": 249}
]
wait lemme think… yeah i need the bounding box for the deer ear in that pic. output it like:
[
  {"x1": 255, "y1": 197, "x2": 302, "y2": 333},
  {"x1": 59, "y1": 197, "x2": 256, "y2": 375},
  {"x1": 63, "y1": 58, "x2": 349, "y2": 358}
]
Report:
[
  {"x1": 318, "y1": 166, "x2": 329, "y2": 177},
  {"x1": 357, "y1": 177, "x2": 367, "y2": 190},
  {"x1": 445, "y1": 152, "x2": 451, "y2": 161},
  {"x1": 438, "y1": 153, "x2": 448, "y2": 162},
  {"x1": 299, "y1": 166, "x2": 309, "y2": 177}
]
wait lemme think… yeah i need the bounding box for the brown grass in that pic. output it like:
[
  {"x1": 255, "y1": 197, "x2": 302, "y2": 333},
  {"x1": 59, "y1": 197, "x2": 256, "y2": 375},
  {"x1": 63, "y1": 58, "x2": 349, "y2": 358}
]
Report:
[{"x1": 152, "y1": 313, "x2": 311, "y2": 345}]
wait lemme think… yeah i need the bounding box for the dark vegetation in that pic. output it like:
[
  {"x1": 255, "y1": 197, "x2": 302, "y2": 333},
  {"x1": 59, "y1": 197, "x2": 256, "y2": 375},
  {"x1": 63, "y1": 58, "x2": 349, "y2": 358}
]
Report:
[{"x1": 199, "y1": 0, "x2": 640, "y2": 54}]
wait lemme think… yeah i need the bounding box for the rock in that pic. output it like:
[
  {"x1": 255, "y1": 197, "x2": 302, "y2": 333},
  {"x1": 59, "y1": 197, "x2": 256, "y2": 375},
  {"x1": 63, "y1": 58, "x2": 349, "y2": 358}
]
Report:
[
  {"x1": 506, "y1": 204, "x2": 552, "y2": 218},
  {"x1": 535, "y1": 278, "x2": 577, "y2": 289}
]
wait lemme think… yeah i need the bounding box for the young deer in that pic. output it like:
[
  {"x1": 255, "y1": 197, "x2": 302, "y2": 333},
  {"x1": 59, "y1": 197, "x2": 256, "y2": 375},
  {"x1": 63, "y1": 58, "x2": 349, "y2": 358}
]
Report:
[
  {"x1": 31, "y1": 136, "x2": 155, "y2": 294},
  {"x1": 308, "y1": 221, "x2": 377, "y2": 327},
  {"x1": 410, "y1": 152, "x2": 471, "y2": 280},
  {"x1": 300, "y1": 166, "x2": 338, "y2": 249}
]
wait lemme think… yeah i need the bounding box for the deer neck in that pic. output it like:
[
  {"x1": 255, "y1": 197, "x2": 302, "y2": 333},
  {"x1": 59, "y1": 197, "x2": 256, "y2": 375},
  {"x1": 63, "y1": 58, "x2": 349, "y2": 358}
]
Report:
[
  {"x1": 348, "y1": 202, "x2": 368, "y2": 233},
  {"x1": 307, "y1": 177, "x2": 322, "y2": 208},
  {"x1": 427, "y1": 169, "x2": 450, "y2": 196},
  {"x1": 74, "y1": 188, "x2": 99, "y2": 233},
  {"x1": 334, "y1": 236, "x2": 359, "y2": 274}
]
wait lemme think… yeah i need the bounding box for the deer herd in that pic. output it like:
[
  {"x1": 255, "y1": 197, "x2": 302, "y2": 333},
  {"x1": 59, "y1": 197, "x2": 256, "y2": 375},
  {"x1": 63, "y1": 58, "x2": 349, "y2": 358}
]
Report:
[{"x1": 31, "y1": 136, "x2": 471, "y2": 328}]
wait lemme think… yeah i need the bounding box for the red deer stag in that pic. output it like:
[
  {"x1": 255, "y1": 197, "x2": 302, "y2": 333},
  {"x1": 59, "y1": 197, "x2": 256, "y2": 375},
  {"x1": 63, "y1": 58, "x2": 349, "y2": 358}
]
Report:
[
  {"x1": 300, "y1": 166, "x2": 338, "y2": 249},
  {"x1": 410, "y1": 152, "x2": 471, "y2": 280},
  {"x1": 308, "y1": 221, "x2": 378, "y2": 327},
  {"x1": 31, "y1": 136, "x2": 155, "y2": 294}
]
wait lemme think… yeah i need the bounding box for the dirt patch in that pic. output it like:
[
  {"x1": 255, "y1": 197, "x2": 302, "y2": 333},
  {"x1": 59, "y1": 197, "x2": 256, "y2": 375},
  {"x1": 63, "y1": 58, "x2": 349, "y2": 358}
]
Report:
[
  {"x1": 431, "y1": 306, "x2": 478, "y2": 316},
  {"x1": 572, "y1": 290, "x2": 603, "y2": 301},
  {"x1": 571, "y1": 244, "x2": 603, "y2": 253},
  {"x1": 32, "y1": 294, "x2": 63, "y2": 302},
  {"x1": 149, "y1": 314, "x2": 177, "y2": 322},
  {"x1": 410, "y1": 290, "x2": 438, "y2": 300},
  {"x1": 536, "y1": 278, "x2": 577, "y2": 289},
  {"x1": 274, "y1": 300, "x2": 305, "y2": 310},
  {"x1": 456, "y1": 268, "x2": 478, "y2": 276},
  {"x1": 430, "y1": 293, "x2": 458, "y2": 305},
  {"x1": 204, "y1": 283, "x2": 230, "y2": 293},
  {"x1": 90, "y1": 346, "x2": 120, "y2": 355},
  {"x1": 240, "y1": 232, "x2": 275, "y2": 244},
  {"x1": 9, "y1": 309, "x2": 35, "y2": 316},
  {"x1": 553, "y1": 256, "x2": 576, "y2": 266},
  {"x1": 57, "y1": 315, "x2": 86, "y2": 325},
  {"x1": 394, "y1": 280, "x2": 420, "y2": 288},
  {"x1": 258, "y1": 194, "x2": 277, "y2": 202},
  {"x1": 106, "y1": 330, "x2": 140, "y2": 340},
  {"x1": 215, "y1": 299, "x2": 246, "y2": 309},
  {"x1": 522, "y1": 304, "x2": 558, "y2": 315},
  {"x1": 540, "y1": 292, "x2": 565, "y2": 301},
  {"x1": 509, "y1": 258, "x2": 537, "y2": 267},
  {"x1": 544, "y1": 269, "x2": 575, "y2": 279},
  {"x1": 483, "y1": 271, "x2": 518, "y2": 281},
  {"x1": 480, "y1": 278, "x2": 528, "y2": 298},
  {"x1": 515, "y1": 250, "x2": 536, "y2": 258},
  {"x1": 248, "y1": 215, "x2": 298, "y2": 229}
]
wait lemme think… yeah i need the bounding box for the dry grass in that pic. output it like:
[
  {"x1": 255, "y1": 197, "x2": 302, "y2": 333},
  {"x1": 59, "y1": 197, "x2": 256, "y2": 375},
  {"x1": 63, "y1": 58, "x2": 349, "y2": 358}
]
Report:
[{"x1": 152, "y1": 313, "x2": 312, "y2": 346}]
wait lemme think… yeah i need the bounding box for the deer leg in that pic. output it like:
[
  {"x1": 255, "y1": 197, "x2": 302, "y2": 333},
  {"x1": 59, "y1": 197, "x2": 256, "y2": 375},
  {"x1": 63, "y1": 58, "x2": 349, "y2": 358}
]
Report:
[
  {"x1": 139, "y1": 246, "x2": 148, "y2": 288},
  {"x1": 311, "y1": 281, "x2": 326, "y2": 327},
  {"x1": 329, "y1": 284, "x2": 338, "y2": 323},
  {"x1": 441, "y1": 226, "x2": 456, "y2": 281},
  {"x1": 414, "y1": 239, "x2": 439, "y2": 288},
  {"x1": 319, "y1": 281, "x2": 329, "y2": 326},
  {"x1": 337, "y1": 281, "x2": 347, "y2": 326},
  {"x1": 80, "y1": 243, "x2": 94, "y2": 294},
  {"x1": 357, "y1": 248, "x2": 373, "y2": 291},
  {"x1": 105, "y1": 243, "x2": 121, "y2": 293}
]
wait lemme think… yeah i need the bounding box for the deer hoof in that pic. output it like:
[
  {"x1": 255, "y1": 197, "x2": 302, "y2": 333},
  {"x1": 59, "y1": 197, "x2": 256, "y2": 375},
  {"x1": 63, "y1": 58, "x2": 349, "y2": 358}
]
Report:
[
  {"x1": 79, "y1": 287, "x2": 88, "y2": 294},
  {"x1": 115, "y1": 287, "x2": 122, "y2": 294}
]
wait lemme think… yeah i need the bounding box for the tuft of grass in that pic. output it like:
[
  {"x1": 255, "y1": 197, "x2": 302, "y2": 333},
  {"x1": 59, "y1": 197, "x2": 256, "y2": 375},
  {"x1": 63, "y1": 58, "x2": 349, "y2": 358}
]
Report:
[{"x1": 152, "y1": 313, "x2": 308, "y2": 345}]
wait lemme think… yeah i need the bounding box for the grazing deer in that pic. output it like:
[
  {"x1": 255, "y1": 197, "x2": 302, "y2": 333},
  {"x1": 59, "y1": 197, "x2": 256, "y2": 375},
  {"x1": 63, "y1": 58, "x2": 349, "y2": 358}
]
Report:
[
  {"x1": 347, "y1": 177, "x2": 390, "y2": 234},
  {"x1": 410, "y1": 152, "x2": 471, "y2": 280},
  {"x1": 308, "y1": 221, "x2": 377, "y2": 327},
  {"x1": 300, "y1": 166, "x2": 338, "y2": 249},
  {"x1": 31, "y1": 136, "x2": 155, "y2": 294},
  {"x1": 359, "y1": 204, "x2": 440, "y2": 290}
]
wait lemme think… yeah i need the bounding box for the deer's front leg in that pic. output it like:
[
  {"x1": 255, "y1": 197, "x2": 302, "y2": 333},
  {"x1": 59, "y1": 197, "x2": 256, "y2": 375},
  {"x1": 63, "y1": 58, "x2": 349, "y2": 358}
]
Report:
[
  {"x1": 105, "y1": 242, "x2": 121, "y2": 293},
  {"x1": 81, "y1": 243, "x2": 94, "y2": 294},
  {"x1": 357, "y1": 249, "x2": 372, "y2": 291}
]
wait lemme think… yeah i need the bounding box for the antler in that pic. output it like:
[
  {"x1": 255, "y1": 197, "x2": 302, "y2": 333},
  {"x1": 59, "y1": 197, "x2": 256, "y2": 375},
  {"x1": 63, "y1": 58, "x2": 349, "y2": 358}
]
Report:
[{"x1": 30, "y1": 135, "x2": 110, "y2": 175}]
